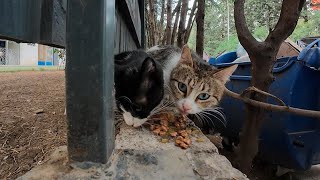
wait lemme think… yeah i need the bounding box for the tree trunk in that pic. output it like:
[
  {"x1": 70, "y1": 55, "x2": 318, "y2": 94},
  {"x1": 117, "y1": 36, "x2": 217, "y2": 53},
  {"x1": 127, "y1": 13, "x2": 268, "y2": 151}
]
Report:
[
  {"x1": 164, "y1": 0, "x2": 172, "y2": 45},
  {"x1": 184, "y1": 0, "x2": 198, "y2": 44},
  {"x1": 196, "y1": 0, "x2": 205, "y2": 56},
  {"x1": 171, "y1": 0, "x2": 181, "y2": 45},
  {"x1": 146, "y1": 0, "x2": 152, "y2": 48},
  {"x1": 148, "y1": 0, "x2": 156, "y2": 46},
  {"x1": 177, "y1": 0, "x2": 188, "y2": 47},
  {"x1": 172, "y1": 0, "x2": 182, "y2": 17},
  {"x1": 234, "y1": 0, "x2": 305, "y2": 173},
  {"x1": 158, "y1": 0, "x2": 166, "y2": 44}
]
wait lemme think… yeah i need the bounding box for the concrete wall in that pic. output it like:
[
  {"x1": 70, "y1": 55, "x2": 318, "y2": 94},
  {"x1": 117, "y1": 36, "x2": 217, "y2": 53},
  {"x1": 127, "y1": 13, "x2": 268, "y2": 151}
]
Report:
[{"x1": 19, "y1": 43, "x2": 38, "y2": 66}]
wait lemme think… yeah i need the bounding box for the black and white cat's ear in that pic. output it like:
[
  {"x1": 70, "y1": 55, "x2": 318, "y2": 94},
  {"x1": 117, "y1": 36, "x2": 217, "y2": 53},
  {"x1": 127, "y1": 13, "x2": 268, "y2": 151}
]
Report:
[
  {"x1": 141, "y1": 57, "x2": 156, "y2": 74},
  {"x1": 213, "y1": 64, "x2": 238, "y2": 84},
  {"x1": 180, "y1": 45, "x2": 193, "y2": 67},
  {"x1": 114, "y1": 51, "x2": 131, "y2": 60}
]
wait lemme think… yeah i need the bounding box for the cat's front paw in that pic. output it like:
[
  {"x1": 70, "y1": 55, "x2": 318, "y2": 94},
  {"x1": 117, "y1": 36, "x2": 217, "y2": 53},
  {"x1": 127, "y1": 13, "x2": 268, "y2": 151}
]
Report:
[
  {"x1": 122, "y1": 111, "x2": 134, "y2": 126},
  {"x1": 122, "y1": 110, "x2": 148, "y2": 128},
  {"x1": 132, "y1": 118, "x2": 148, "y2": 128}
]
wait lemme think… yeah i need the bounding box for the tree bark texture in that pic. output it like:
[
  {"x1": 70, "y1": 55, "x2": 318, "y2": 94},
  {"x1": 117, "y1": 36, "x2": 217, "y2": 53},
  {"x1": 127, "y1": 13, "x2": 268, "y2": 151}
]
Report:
[
  {"x1": 177, "y1": 0, "x2": 188, "y2": 47},
  {"x1": 171, "y1": 0, "x2": 181, "y2": 45},
  {"x1": 196, "y1": 0, "x2": 205, "y2": 56},
  {"x1": 184, "y1": 0, "x2": 198, "y2": 44},
  {"x1": 164, "y1": 0, "x2": 172, "y2": 45},
  {"x1": 234, "y1": 0, "x2": 305, "y2": 173},
  {"x1": 172, "y1": 0, "x2": 181, "y2": 17},
  {"x1": 158, "y1": 0, "x2": 166, "y2": 44},
  {"x1": 146, "y1": 0, "x2": 152, "y2": 47},
  {"x1": 148, "y1": 0, "x2": 156, "y2": 46}
]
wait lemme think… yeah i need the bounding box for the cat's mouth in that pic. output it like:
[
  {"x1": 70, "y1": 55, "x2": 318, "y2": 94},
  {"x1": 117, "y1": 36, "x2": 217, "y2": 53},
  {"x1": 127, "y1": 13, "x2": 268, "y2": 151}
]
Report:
[{"x1": 179, "y1": 108, "x2": 190, "y2": 115}]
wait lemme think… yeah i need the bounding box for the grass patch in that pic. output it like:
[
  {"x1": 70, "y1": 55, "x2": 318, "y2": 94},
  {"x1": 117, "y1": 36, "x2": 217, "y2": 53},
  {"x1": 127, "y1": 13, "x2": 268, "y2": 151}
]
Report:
[{"x1": 0, "y1": 66, "x2": 62, "y2": 73}]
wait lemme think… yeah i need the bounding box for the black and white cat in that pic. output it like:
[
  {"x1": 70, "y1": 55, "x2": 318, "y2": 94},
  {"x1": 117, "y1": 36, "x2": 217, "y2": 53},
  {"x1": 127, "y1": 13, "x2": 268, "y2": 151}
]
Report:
[{"x1": 114, "y1": 50, "x2": 164, "y2": 127}]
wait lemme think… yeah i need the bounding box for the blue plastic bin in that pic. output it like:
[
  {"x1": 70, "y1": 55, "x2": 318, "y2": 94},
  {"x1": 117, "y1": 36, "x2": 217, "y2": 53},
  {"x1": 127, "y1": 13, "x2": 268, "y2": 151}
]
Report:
[
  {"x1": 213, "y1": 39, "x2": 320, "y2": 170},
  {"x1": 209, "y1": 51, "x2": 237, "y2": 65}
]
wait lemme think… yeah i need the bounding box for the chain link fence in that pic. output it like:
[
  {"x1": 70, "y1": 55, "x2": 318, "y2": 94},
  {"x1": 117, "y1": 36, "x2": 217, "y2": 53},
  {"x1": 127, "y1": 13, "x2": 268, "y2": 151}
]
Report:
[
  {"x1": 0, "y1": 47, "x2": 6, "y2": 65},
  {"x1": 0, "y1": 41, "x2": 20, "y2": 65}
]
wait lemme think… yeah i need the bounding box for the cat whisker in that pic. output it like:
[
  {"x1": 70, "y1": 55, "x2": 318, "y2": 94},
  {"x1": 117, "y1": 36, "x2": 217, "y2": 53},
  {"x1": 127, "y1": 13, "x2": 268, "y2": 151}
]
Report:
[
  {"x1": 149, "y1": 100, "x2": 175, "y2": 115},
  {"x1": 149, "y1": 106, "x2": 171, "y2": 116},
  {"x1": 201, "y1": 111, "x2": 227, "y2": 128},
  {"x1": 195, "y1": 114, "x2": 207, "y2": 128},
  {"x1": 150, "y1": 102, "x2": 170, "y2": 113},
  {"x1": 204, "y1": 107, "x2": 226, "y2": 120},
  {"x1": 118, "y1": 96, "x2": 132, "y2": 104},
  {"x1": 185, "y1": 115, "x2": 197, "y2": 127},
  {"x1": 194, "y1": 114, "x2": 203, "y2": 125},
  {"x1": 198, "y1": 112, "x2": 216, "y2": 128},
  {"x1": 197, "y1": 113, "x2": 208, "y2": 126},
  {"x1": 116, "y1": 96, "x2": 136, "y2": 112},
  {"x1": 203, "y1": 108, "x2": 226, "y2": 120}
]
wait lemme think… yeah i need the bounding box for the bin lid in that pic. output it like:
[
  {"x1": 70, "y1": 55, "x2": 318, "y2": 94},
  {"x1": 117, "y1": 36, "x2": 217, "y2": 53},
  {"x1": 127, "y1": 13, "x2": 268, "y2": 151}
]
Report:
[{"x1": 298, "y1": 39, "x2": 320, "y2": 69}]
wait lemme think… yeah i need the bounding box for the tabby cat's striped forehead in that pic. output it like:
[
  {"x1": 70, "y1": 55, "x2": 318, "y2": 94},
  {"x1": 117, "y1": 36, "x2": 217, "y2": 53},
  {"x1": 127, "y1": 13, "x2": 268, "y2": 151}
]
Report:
[
  {"x1": 169, "y1": 47, "x2": 236, "y2": 111},
  {"x1": 171, "y1": 60, "x2": 220, "y2": 81}
]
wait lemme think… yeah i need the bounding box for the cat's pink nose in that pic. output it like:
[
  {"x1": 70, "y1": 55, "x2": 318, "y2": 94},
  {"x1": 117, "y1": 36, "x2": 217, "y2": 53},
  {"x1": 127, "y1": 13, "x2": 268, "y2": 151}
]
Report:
[{"x1": 181, "y1": 103, "x2": 191, "y2": 113}]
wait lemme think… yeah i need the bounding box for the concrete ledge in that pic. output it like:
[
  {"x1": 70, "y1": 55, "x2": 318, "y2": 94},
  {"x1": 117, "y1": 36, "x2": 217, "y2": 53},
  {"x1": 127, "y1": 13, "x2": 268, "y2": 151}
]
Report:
[
  {"x1": 108, "y1": 125, "x2": 247, "y2": 179},
  {"x1": 18, "y1": 124, "x2": 247, "y2": 179}
]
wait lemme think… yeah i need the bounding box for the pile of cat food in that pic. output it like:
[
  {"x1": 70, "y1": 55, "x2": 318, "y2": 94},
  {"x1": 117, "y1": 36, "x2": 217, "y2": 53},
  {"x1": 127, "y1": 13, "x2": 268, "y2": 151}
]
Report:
[{"x1": 148, "y1": 111, "x2": 203, "y2": 149}]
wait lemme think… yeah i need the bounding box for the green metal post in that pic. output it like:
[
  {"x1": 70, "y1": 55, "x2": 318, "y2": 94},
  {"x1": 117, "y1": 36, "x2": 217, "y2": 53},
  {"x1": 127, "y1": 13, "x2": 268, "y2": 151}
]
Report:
[{"x1": 66, "y1": 0, "x2": 115, "y2": 163}]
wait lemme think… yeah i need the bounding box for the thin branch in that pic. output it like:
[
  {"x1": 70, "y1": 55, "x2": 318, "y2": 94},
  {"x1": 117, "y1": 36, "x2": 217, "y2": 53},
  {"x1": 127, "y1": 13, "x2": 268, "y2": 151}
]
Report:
[
  {"x1": 241, "y1": 86, "x2": 286, "y2": 106},
  {"x1": 184, "y1": 14, "x2": 197, "y2": 43},
  {"x1": 234, "y1": 0, "x2": 259, "y2": 51},
  {"x1": 184, "y1": 0, "x2": 198, "y2": 43},
  {"x1": 224, "y1": 88, "x2": 320, "y2": 119},
  {"x1": 171, "y1": 0, "x2": 182, "y2": 45},
  {"x1": 172, "y1": 0, "x2": 182, "y2": 16},
  {"x1": 266, "y1": 0, "x2": 305, "y2": 45}
]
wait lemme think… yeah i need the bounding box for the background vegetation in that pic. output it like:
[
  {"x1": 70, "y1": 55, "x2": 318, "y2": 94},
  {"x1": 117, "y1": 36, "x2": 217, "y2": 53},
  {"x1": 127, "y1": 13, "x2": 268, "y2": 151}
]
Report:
[{"x1": 188, "y1": 0, "x2": 320, "y2": 57}]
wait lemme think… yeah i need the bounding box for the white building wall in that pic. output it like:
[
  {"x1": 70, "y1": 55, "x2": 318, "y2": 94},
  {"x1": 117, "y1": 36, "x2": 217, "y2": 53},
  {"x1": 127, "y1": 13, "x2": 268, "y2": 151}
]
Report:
[{"x1": 19, "y1": 43, "x2": 38, "y2": 66}]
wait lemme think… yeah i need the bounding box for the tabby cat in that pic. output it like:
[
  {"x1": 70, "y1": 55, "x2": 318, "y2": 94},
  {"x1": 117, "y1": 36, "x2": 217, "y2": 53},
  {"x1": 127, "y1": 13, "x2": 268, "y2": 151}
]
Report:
[{"x1": 147, "y1": 45, "x2": 237, "y2": 129}]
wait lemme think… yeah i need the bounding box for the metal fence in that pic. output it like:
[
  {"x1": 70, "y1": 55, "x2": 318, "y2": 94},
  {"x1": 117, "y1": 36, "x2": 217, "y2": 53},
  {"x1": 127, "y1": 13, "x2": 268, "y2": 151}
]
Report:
[
  {"x1": 0, "y1": 47, "x2": 5, "y2": 65},
  {"x1": 0, "y1": 46, "x2": 20, "y2": 65}
]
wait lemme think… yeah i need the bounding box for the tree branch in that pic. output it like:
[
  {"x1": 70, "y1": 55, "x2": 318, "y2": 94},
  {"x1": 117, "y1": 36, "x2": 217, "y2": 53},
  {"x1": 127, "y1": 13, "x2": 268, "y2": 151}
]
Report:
[
  {"x1": 234, "y1": 0, "x2": 259, "y2": 52},
  {"x1": 196, "y1": 0, "x2": 205, "y2": 56},
  {"x1": 171, "y1": 0, "x2": 181, "y2": 45},
  {"x1": 177, "y1": 0, "x2": 188, "y2": 47},
  {"x1": 266, "y1": 0, "x2": 305, "y2": 45},
  {"x1": 224, "y1": 88, "x2": 320, "y2": 119},
  {"x1": 158, "y1": 0, "x2": 166, "y2": 45},
  {"x1": 164, "y1": 0, "x2": 173, "y2": 45},
  {"x1": 184, "y1": 0, "x2": 198, "y2": 43},
  {"x1": 172, "y1": 0, "x2": 182, "y2": 16},
  {"x1": 241, "y1": 86, "x2": 286, "y2": 106}
]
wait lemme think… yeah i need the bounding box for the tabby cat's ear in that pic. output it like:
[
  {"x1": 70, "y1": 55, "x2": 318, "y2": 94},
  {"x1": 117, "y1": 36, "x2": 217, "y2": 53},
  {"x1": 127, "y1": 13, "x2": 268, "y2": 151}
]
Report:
[
  {"x1": 180, "y1": 45, "x2": 193, "y2": 67},
  {"x1": 213, "y1": 64, "x2": 238, "y2": 84},
  {"x1": 141, "y1": 57, "x2": 156, "y2": 74}
]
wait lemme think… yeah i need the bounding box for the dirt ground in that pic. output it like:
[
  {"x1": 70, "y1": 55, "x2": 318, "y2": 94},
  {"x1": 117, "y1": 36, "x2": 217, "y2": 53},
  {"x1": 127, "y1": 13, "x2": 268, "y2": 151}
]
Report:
[{"x1": 0, "y1": 71, "x2": 67, "y2": 179}]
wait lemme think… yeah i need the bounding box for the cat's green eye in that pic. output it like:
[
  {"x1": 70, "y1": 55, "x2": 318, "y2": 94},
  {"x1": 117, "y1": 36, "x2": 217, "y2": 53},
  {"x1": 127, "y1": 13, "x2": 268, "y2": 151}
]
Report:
[
  {"x1": 177, "y1": 82, "x2": 187, "y2": 93},
  {"x1": 198, "y1": 93, "x2": 210, "y2": 100}
]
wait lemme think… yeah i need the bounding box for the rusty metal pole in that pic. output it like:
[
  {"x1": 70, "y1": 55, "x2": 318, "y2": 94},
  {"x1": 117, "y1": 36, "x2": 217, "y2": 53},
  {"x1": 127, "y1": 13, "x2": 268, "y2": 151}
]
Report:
[{"x1": 66, "y1": 0, "x2": 115, "y2": 163}]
